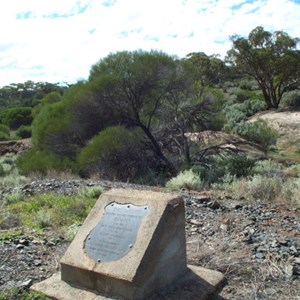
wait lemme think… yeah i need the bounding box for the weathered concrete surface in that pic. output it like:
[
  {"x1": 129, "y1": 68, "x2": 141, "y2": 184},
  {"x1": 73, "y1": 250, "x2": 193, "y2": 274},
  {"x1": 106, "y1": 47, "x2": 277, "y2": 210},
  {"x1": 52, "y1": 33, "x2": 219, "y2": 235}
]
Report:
[
  {"x1": 31, "y1": 189, "x2": 225, "y2": 299},
  {"x1": 31, "y1": 265, "x2": 225, "y2": 300}
]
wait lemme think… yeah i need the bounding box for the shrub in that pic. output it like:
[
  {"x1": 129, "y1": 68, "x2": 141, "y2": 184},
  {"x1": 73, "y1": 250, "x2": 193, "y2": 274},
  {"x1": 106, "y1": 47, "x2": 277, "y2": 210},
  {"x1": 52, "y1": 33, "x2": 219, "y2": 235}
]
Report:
[
  {"x1": 0, "y1": 124, "x2": 10, "y2": 135},
  {"x1": 14, "y1": 125, "x2": 32, "y2": 139},
  {"x1": 31, "y1": 102, "x2": 75, "y2": 157},
  {"x1": 77, "y1": 186, "x2": 104, "y2": 199},
  {"x1": 223, "y1": 98, "x2": 266, "y2": 133},
  {"x1": 235, "y1": 119, "x2": 278, "y2": 149},
  {"x1": 193, "y1": 154, "x2": 255, "y2": 185},
  {"x1": 0, "y1": 124, "x2": 10, "y2": 141},
  {"x1": 16, "y1": 149, "x2": 76, "y2": 176},
  {"x1": 166, "y1": 169, "x2": 202, "y2": 191},
  {"x1": 4, "y1": 189, "x2": 25, "y2": 205},
  {"x1": 0, "y1": 132, "x2": 9, "y2": 141},
  {"x1": 77, "y1": 126, "x2": 150, "y2": 181},
  {"x1": 280, "y1": 90, "x2": 300, "y2": 109},
  {"x1": 247, "y1": 175, "x2": 282, "y2": 201},
  {"x1": 253, "y1": 160, "x2": 282, "y2": 176},
  {"x1": 2, "y1": 107, "x2": 33, "y2": 130}
]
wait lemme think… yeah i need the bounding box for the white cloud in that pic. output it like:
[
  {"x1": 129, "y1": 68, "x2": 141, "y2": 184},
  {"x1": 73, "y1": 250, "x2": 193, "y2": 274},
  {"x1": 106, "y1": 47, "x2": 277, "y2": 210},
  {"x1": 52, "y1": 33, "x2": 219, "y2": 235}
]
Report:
[{"x1": 0, "y1": 0, "x2": 300, "y2": 87}]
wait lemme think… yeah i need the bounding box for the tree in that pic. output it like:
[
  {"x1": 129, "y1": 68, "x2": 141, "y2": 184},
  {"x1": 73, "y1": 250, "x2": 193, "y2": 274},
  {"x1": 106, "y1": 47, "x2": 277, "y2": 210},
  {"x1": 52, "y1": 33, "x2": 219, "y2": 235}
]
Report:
[
  {"x1": 227, "y1": 26, "x2": 300, "y2": 109},
  {"x1": 185, "y1": 52, "x2": 227, "y2": 89},
  {"x1": 89, "y1": 50, "x2": 179, "y2": 175},
  {"x1": 158, "y1": 59, "x2": 224, "y2": 167}
]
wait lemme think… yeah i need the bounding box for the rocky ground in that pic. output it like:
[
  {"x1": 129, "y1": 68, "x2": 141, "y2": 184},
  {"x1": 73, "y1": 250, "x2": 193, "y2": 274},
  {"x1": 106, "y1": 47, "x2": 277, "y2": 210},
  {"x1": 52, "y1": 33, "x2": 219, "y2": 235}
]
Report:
[{"x1": 1, "y1": 179, "x2": 300, "y2": 299}]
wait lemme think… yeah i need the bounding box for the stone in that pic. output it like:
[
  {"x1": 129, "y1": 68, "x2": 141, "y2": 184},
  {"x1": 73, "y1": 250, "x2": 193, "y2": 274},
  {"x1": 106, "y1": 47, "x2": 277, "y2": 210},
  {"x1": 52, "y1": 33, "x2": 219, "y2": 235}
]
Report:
[{"x1": 31, "y1": 189, "x2": 225, "y2": 300}]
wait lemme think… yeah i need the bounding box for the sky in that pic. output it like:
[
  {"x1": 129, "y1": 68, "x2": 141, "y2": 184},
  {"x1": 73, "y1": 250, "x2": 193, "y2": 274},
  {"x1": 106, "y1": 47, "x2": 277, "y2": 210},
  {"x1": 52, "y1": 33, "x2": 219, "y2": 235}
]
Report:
[{"x1": 0, "y1": 0, "x2": 300, "y2": 87}]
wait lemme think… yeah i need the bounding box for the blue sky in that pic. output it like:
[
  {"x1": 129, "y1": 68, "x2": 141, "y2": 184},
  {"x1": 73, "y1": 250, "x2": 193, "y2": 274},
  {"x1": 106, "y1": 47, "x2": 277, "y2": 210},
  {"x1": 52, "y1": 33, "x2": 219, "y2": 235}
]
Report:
[{"x1": 0, "y1": 0, "x2": 299, "y2": 87}]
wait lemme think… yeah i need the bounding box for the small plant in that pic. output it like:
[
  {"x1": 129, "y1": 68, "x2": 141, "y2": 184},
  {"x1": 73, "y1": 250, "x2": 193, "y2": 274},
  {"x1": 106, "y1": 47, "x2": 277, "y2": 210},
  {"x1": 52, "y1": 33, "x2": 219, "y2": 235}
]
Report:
[
  {"x1": 7, "y1": 193, "x2": 97, "y2": 233},
  {"x1": 77, "y1": 186, "x2": 104, "y2": 199},
  {"x1": 0, "y1": 288, "x2": 50, "y2": 300},
  {"x1": 0, "y1": 230, "x2": 22, "y2": 241},
  {"x1": 253, "y1": 160, "x2": 282, "y2": 176},
  {"x1": 14, "y1": 125, "x2": 32, "y2": 139},
  {"x1": 0, "y1": 124, "x2": 10, "y2": 135},
  {"x1": 166, "y1": 169, "x2": 202, "y2": 191},
  {"x1": 247, "y1": 175, "x2": 282, "y2": 202},
  {"x1": 4, "y1": 189, "x2": 25, "y2": 205}
]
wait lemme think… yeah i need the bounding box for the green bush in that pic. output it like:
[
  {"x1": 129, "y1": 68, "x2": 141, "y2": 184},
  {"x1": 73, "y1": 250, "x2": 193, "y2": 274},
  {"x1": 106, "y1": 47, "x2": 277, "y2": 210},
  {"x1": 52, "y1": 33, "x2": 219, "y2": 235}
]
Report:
[
  {"x1": 193, "y1": 154, "x2": 255, "y2": 185},
  {"x1": 0, "y1": 124, "x2": 10, "y2": 140},
  {"x1": 0, "y1": 124, "x2": 10, "y2": 135},
  {"x1": 253, "y1": 160, "x2": 282, "y2": 176},
  {"x1": 280, "y1": 90, "x2": 300, "y2": 109},
  {"x1": 0, "y1": 165, "x2": 4, "y2": 177},
  {"x1": 2, "y1": 107, "x2": 33, "y2": 130},
  {"x1": 31, "y1": 102, "x2": 74, "y2": 157},
  {"x1": 16, "y1": 149, "x2": 76, "y2": 176},
  {"x1": 14, "y1": 125, "x2": 32, "y2": 139},
  {"x1": 0, "y1": 132, "x2": 9, "y2": 141},
  {"x1": 77, "y1": 126, "x2": 149, "y2": 181},
  {"x1": 4, "y1": 189, "x2": 25, "y2": 205},
  {"x1": 166, "y1": 169, "x2": 202, "y2": 191},
  {"x1": 235, "y1": 119, "x2": 278, "y2": 149},
  {"x1": 247, "y1": 175, "x2": 282, "y2": 201}
]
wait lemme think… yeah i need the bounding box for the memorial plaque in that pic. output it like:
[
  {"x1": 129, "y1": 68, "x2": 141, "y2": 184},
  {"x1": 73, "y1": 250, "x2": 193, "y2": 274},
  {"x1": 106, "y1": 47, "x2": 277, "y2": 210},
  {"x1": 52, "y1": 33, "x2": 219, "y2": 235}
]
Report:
[{"x1": 84, "y1": 202, "x2": 149, "y2": 262}]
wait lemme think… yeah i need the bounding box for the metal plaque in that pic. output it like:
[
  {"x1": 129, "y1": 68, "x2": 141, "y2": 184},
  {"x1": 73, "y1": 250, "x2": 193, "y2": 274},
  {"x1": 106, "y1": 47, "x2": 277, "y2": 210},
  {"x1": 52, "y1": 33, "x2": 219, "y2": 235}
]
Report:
[{"x1": 84, "y1": 202, "x2": 149, "y2": 262}]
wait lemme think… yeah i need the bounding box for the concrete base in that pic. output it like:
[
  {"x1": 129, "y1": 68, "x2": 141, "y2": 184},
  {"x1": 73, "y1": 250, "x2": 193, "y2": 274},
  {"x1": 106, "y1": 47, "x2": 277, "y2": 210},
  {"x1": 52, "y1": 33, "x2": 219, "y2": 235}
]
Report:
[{"x1": 31, "y1": 264, "x2": 225, "y2": 300}]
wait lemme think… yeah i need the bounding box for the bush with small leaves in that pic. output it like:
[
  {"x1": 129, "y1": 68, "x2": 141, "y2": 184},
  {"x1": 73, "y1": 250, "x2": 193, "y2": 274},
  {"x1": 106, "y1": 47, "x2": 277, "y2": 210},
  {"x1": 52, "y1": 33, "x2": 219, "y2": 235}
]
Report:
[
  {"x1": 0, "y1": 124, "x2": 10, "y2": 141},
  {"x1": 14, "y1": 125, "x2": 32, "y2": 139},
  {"x1": 280, "y1": 90, "x2": 300, "y2": 109},
  {"x1": 193, "y1": 154, "x2": 255, "y2": 185},
  {"x1": 77, "y1": 126, "x2": 151, "y2": 181},
  {"x1": 16, "y1": 149, "x2": 76, "y2": 176},
  {"x1": 235, "y1": 119, "x2": 278, "y2": 149},
  {"x1": 166, "y1": 169, "x2": 202, "y2": 191},
  {"x1": 247, "y1": 175, "x2": 282, "y2": 202},
  {"x1": 2, "y1": 107, "x2": 33, "y2": 130}
]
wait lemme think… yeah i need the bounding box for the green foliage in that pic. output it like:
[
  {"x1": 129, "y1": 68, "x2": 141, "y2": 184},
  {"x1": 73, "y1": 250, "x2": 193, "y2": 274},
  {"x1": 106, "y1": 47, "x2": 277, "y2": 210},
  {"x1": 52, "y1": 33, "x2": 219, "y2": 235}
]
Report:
[
  {"x1": 31, "y1": 101, "x2": 79, "y2": 158},
  {"x1": 193, "y1": 154, "x2": 256, "y2": 185},
  {"x1": 0, "y1": 124, "x2": 10, "y2": 135},
  {"x1": 247, "y1": 175, "x2": 283, "y2": 201},
  {"x1": 235, "y1": 119, "x2": 278, "y2": 149},
  {"x1": 253, "y1": 159, "x2": 282, "y2": 176},
  {"x1": 2, "y1": 107, "x2": 33, "y2": 130},
  {"x1": 0, "y1": 122, "x2": 10, "y2": 140},
  {"x1": 280, "y1": 90, "x2": 300, "y2": 109},
  {"x1": 165, "y1": 169, "x2": 202, "y2": 191},
  {"x1": 0, "y1": 132, "x2": 9, "y2": 141},
  {"x1": 77, "y1": 186, "x2": 104, "y2": 199},
  {"x1": 0, "y1": 230, "x2": 22, "y2": 241},
  {"x1": 16, "y1": 149, "x2": 76, "y2": 176},
  {"x1": 8, "y1": 193, "x2": 97, "y2": 232},
  {"x1": 0, "y1": 288, "x2": 50, "y2": 300},
  {"x1": 78, "y1": 126, "x2": 150, "y2": 181},
  {"x1": 32, "y1": 91, "x2": 62, "y2": 117},
  {"x1": 4, "y1": 189, "x2": 25, "y2": 205},
  {"x1": 0, "y1": 154, "x2": 29, "y2": 188},
  {"x1": 236, "y1": 90, "x2": 258, "y2": 103},
  {"x1": 227, "y1": 26, "x2": 300, "y2": 108},
  {"x1": 14, "y1": 125, "x2": 32, "y2": 139}
]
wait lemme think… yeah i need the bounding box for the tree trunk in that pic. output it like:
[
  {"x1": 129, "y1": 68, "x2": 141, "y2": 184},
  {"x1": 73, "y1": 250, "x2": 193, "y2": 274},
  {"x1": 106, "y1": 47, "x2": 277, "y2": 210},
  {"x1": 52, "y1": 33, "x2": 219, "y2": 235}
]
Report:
[{"x1": 138, "y1": 122, "x2": 178, "y2": 176}]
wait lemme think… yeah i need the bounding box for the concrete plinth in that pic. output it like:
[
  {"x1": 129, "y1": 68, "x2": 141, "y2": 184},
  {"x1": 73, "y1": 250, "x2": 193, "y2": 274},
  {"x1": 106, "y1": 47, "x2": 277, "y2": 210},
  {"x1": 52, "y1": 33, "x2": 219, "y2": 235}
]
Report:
[{"x1": 31, "y1": 189, "x2": 225, "y2": 299}]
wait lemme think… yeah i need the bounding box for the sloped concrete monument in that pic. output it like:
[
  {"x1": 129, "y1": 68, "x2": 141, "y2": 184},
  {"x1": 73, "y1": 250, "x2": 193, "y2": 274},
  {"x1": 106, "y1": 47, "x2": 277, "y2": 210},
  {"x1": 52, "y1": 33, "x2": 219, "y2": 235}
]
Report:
[{"x1": 31, "y1": 189, "x2": 225, "y2": 299}]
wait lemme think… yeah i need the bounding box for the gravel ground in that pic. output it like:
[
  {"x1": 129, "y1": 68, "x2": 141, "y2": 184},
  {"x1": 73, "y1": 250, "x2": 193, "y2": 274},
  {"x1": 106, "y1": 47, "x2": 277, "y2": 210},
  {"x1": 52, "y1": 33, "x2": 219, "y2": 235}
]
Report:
[{"x1": 1, "y1": 179, "x2": 300, "y2": 299}]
